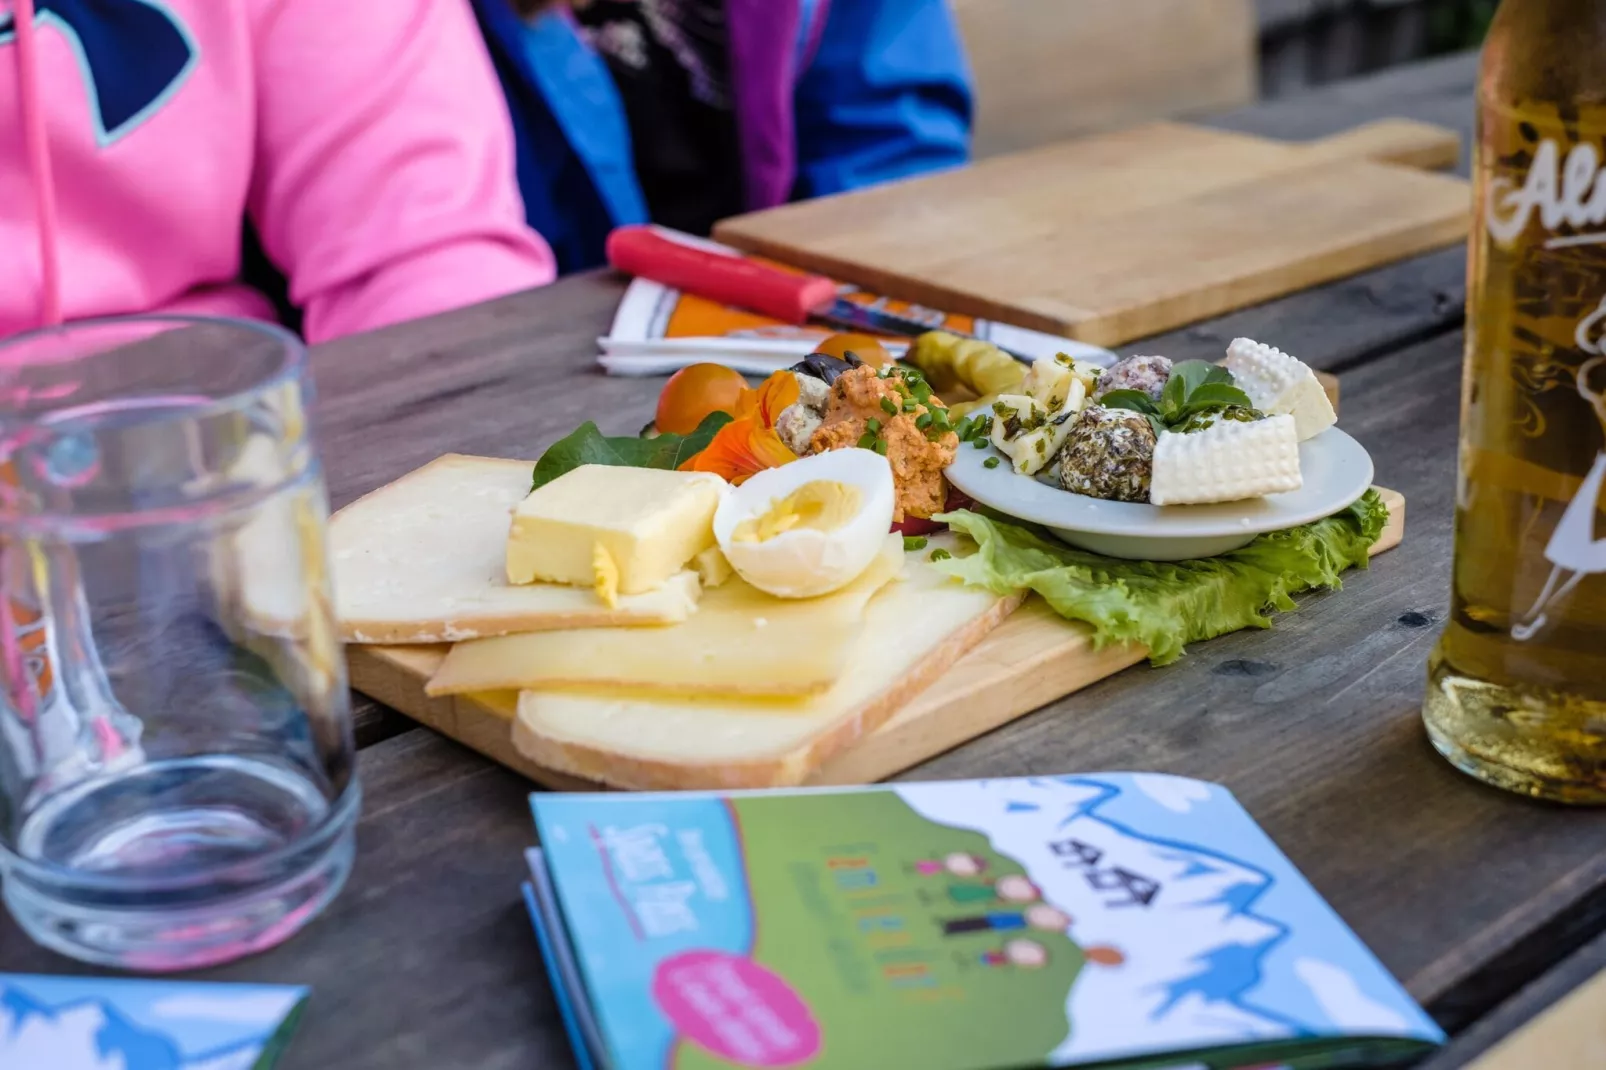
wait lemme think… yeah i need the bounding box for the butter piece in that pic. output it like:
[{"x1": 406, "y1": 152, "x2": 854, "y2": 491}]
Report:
[
  {"x1": 593, "y1": 544, "x2": 620, "y2": 608},
  {"x1": 693, "y1": 546, "x2": 733, "y2": 588},
  {"x1": 431, "y1": 534, "x2": 905, "y2": 699},
  {"x1": 506, "y1": 465, "x2": 725, "y2": 594}
]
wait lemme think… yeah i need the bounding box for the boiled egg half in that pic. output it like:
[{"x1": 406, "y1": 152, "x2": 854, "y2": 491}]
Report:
[{"x1": 713, "y1": 448, "x2": 896, "y2": 598}]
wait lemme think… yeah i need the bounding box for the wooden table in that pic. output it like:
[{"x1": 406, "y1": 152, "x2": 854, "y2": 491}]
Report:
[{"x1": 3, "y1": 52, "x2": 1603, "y2": 1069}]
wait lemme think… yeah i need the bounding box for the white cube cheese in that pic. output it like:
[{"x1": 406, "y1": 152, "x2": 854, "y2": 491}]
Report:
[
  {"x1": 1150, "y1": 414, "x2": 1302, "y2": 506},
  {"x1": 990, "y1": 393, "x2": 1080, "y2": 476},
  {"x1": 1023, "y1": 357, "x2": 1075, "y2": 411},
  {"x1": 1223, "y1": 338, "x2": 1337, "y2": 442}
]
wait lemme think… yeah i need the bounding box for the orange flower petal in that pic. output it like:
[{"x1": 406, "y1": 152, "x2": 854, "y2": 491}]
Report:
[
  {"x1": 733, "y1": 371, "x2": 800, "y2": 427},
  {"x1": 680, "y1": 415, "x2": 797, "y2": 485}
]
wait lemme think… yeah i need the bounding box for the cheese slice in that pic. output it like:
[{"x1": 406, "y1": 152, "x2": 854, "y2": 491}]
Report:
[
  {"x1": 332, "y1": 455, "x2": 702, "y2": 644},
  {"x1": 426, "y1": 534, "x2": 905, "y2": 698},
  {"x1": 511, "y1": 536, "x2": 1019, "y2": 790}
]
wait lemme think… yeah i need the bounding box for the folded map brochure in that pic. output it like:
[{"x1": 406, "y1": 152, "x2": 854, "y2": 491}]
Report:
[
  {"x1": 599, "y1": 234, "x2": 1115, "y2": 377},
  {"x1": 522, "y1": 775, "x2": 1444, "y2": 1070},
  {"x1": 0, "y1": 972, "x2": 307, "y2": 1070}
]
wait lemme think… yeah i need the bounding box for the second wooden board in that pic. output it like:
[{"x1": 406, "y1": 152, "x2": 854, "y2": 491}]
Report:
[{"x1": 713, "y1": 120, "x2": 1470, "y2": 347}]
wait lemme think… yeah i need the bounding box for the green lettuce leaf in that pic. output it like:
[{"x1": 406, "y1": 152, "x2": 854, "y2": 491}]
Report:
[
  {"x1": 932, "y1": 490, "x2": 1389, "y2": 666},
  {"x1": 530, "y1": 411, "x2": 732, "y2": 491}
]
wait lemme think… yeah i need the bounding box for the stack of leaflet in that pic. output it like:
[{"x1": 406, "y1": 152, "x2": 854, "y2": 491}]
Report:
[{"x1": 521, "y1": 774, "x2": 1444, "y2": 1070}]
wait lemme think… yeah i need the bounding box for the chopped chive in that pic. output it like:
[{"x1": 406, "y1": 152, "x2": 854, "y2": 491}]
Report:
[
  {"x1": 915, "y1": 411, "x2": 934, "y2": 430},
  {"x1": 866, "y1": 417, "x2": 882, "y2": 433},
  {"x1": 903, "y1": 398, "x2": 918, "y2": 413},
  {"x1": 903, "y1": 535, "x2": 928, "y2": 551},
  {"x1": 972, "y1": 437, "x2": 988, "y2": 449},
  {"x1": 983, "y1": 456, "x2": 1001, "y2": 469},
  {"x1": 873, "y1": 439, "x2": 888, "y2": 456},
  {"x1": 929, "y1": 548, "x2": 953, "y2": 562},
  {"x1": 857, "y1": 432, "x2": 877, "y2": 449},
  {"x1": 880, "y1": 397, "x2": 898, "y2": 416}
]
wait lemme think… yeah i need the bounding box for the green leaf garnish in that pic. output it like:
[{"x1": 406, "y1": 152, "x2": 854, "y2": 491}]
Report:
[
  {"x1": 530, "y1": 411, "x2": 732, "y2": 491},
  {"x1": 1103, "y1": 363, "x2": 1257, "y2": 433},
  {"x1": 1175, "y1": 382, "x2": 1255, "y2": 417},
  {"x1": 1097, "y1": 389, "x2": 1160, "y2": 416}
]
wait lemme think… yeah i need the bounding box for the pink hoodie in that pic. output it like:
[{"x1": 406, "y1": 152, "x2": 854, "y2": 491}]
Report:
[{"x1": 1, "y1": 0, "x2": 557, "y2": 343}]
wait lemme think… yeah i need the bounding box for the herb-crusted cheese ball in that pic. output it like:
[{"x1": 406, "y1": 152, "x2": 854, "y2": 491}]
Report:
[
  {"x1": 1057, "y1": 405, "x2": 1157, "y2": 503},
  {"x1": 1091, "y1": 355, "x2": 1173, "y2": 402}
]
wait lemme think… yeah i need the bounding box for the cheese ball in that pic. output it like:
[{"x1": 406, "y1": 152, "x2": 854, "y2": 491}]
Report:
[
  {"x1": 1091, "y1": 355, "x2": 1173, "y2": 402},
  {"x1": 1057, "y1": 406, "x2": 1157, "y2": 503}
]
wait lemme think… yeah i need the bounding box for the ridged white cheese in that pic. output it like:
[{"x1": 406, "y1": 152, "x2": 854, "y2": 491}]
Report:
[
  {"x1": 1150, "y1": 414, "x2": 1302, "y2": 505},
  {"x1": 1223, "y1": 338, "x2": 1337, "y2": 442}
]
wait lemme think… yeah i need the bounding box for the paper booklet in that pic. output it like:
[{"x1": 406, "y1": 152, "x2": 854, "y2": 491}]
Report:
[
  {"x1": 597, "y1": 234, "x2": 1117, "y2": 378},
  {"x1": 521, "y1": 775, "x2": 1443, "y2": 1070},
  {"x1": 0, "y1": 972, "x2": 307, "y2": 1070}
]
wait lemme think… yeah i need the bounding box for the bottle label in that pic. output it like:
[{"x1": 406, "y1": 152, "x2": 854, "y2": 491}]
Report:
[{"x1": 1473, "y1": 100, "x2": 1606, "y2": 642}]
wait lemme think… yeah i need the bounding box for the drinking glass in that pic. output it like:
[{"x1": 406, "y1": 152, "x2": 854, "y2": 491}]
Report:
[{"x1": 0, "y1": 315, "x2": 358, "y2": 970}]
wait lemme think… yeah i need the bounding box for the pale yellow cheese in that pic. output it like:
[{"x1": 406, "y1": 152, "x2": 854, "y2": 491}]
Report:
[
  {"x1": 430, "y1": 534, "x2": 905, "y2": 699},
  {"x1": 506, "y1": 465, "x2": 725, "y2": 594},
  {"x1": 511, "y1": 535, "x2": 1014, "y2": 788}
]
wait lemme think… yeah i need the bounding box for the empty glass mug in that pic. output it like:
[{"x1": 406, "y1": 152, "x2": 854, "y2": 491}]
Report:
[{"x1": 0, "y1": 316, "x2": 358, "y2": 970}]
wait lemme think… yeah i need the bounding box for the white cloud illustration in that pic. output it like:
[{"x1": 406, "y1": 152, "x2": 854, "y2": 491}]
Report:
[
  {"x1": 1130, "y1": 774, "x2": 1213, "y2": 813},
  {"x1": 150, "y1": 992, "x2": 298, "y2": 1025},
  {"x1": 1294, "y1": 958, "x2": 1411, "y2": 1032}
]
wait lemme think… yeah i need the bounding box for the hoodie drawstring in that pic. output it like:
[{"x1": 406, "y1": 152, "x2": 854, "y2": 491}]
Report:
[{"x1": 11, "y1": 0, "x2": 62, "y2": 328}]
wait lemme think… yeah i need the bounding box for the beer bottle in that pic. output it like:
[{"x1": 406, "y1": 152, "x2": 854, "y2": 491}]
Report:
[{"x1": 1424, "y1": 0, "x2": 1606, "y2": 803}]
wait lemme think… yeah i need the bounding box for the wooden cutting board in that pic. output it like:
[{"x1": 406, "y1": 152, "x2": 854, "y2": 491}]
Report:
[
  {"x1": 711, "y1": 119, "x2": 1469, "y2": 347},
  {"x1": 348, "y1": 484, "x2": 1405, "y2": 793}
]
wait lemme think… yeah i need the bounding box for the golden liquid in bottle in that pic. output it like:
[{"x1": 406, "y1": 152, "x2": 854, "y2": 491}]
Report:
[{"x1": 1424, "y1": 2, "x2": 1606, "y2": 803}]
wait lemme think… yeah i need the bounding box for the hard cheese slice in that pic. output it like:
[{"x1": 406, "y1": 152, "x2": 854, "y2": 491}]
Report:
[
  {"x1": 333, "y1": 455, "x2": 701, "y2": 644},
  {"x1": 511, "y1": 537, "x2": 1020, "y2": 790},
  {"x1": 427, "y1": 534, "x2": 906, "y2": 698}
]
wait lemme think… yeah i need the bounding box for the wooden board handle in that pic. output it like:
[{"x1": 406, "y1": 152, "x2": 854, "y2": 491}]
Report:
[{"x1": 1298, "y1": 118, "x2": 1461, "y2": 172}]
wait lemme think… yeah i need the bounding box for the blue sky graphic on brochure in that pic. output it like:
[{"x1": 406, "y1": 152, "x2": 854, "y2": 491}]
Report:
[
  {"x1": 0, "y1": 973, "x2": 306, "y2": 1070},
  {"x1": 893, "y1": 775, "x2": 1444, "y2": 1064}
]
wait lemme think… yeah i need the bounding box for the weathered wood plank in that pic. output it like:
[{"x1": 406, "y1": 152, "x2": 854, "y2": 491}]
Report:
[
  {"x1": 957, "y1": 0, "x2": 1257, "y2": 158},
  {"x1": 6, "y1": 332, "x2": 1595, "y2": 1070},
  {"x1": 1419, "y1": 931, "x2": 1606, "y2": 1069}
]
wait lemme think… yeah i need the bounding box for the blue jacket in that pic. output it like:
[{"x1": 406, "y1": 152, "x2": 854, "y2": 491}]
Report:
[{"x1": 470, "y1": 0, "x2": 974, "y2": 274}]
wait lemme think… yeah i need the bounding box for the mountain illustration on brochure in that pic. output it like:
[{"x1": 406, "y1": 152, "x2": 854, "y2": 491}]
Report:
[
  {"x1": 524, "y1": 774, "x2": 1445, "y2": 1070},
  {"x1": 0, "y1": 973, "x2": 307, "y2": 1070}
]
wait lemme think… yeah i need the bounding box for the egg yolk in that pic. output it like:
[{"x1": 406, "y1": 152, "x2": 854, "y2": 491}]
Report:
[{"x1": 732, "y1": 481, "x2": 863, "y2": 543}]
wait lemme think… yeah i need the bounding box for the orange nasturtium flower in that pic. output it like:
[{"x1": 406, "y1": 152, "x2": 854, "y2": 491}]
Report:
[{"x1": 680, "y1": 371, "x2": 800, "y2": 485}]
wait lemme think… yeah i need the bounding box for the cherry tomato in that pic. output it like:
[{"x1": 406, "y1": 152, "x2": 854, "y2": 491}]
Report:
[
  {"x1": 815, "y1": 333, "x2": 892, "y2": 368},
  {"x1": 654, "y1": 363, "x2": 750, "y2": 435}
]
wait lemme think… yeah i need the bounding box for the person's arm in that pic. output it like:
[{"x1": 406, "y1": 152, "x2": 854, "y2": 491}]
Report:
[
  {"x1": 791, "y1": 0, "x2": 974, "y2": 199},
  {"x1": 247, "y1": 0, "x2": 557, "y2": 343}
]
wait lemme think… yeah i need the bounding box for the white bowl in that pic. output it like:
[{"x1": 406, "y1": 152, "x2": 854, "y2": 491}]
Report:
[{"x1": 944, "y1": 427, "x2": 1376, "y2": 561}]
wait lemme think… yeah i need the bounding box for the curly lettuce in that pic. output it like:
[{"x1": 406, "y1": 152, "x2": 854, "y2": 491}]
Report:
[{"x1": 932, "y1": 491, "x2": 1389, "y2": 666}]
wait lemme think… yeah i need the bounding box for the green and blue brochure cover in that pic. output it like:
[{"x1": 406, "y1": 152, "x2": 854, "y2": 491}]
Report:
[{"x1": 524, "y1": 774, "x2": 1443, "y2": 1070}]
